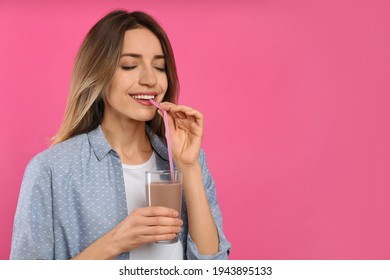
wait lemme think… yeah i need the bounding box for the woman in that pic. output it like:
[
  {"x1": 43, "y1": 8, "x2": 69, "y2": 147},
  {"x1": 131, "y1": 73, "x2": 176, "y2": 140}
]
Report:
[{"x1": 10, "y1": 10, "x2": 230, "y2": 260}]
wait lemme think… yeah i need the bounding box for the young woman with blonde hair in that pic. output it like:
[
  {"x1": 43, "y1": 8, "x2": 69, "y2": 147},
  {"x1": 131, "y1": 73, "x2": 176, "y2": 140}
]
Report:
[{"x1": 11, "y1": 10, "x2": 230, "y2": 260}]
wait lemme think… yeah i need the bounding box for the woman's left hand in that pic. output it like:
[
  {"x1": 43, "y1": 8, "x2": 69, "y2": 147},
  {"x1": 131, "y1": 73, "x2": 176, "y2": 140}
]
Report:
[
  {"x1": 159, "y1": 102, "x2": 219, "y2": 256},
  {"x1": 159, "y1": 102, "x2": 203, "y2": 170}
]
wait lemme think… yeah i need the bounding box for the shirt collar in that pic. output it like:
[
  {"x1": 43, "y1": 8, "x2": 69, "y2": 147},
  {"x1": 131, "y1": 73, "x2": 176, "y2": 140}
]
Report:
[
  {"x1": 87, "y1": 125, "x2": 169, "y2": 162},
  {"x1": 87, "y1": 126, "x2": 113, "y2": 161}
]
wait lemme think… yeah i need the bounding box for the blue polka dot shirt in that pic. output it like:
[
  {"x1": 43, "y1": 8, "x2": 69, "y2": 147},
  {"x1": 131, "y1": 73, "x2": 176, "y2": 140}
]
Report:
[{"x1": 10, "y1": 125, "x2": 231, "y2": 260}]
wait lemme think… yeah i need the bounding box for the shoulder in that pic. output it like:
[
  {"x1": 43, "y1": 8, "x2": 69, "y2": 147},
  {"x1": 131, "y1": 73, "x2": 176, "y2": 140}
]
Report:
[{"x1": 26, "y1": 133, "x2": 89, "y2": 171}]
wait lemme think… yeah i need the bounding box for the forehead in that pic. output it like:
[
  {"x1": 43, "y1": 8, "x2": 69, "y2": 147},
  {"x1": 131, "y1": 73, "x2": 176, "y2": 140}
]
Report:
[{"x1": 121, "y1": 28, "x2": 163, "y2": 55}]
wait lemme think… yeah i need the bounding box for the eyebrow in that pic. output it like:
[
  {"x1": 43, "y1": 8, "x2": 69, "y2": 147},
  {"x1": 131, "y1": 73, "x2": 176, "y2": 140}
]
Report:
[{"x1": 120, "y1": 53, "x2": 165, "y2": 60}]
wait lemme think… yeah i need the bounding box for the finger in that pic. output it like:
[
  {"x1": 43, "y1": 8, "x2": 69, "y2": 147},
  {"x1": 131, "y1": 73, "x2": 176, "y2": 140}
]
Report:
[
  {"x1": 161, "y1": 103, "x2": 198, "y2": 114},
  {"x1": 136, "y1": 206, "x2": 179, "y2": 218},
  {"x1": 162, "y1": 106, "x2": 178, "y2": 132},
  {"x1": 130, "y1": 231, "x2": 178, "y2": 247},
  {"x1": 144, "y1": 216, "x2": 183, "y2": 227},
  {"x1": 160, "y1": 103, "x2": 200, "y2": 116},
  {"x1": 163, "y1": 105, "x2": 203, "y2": 129},
  {"x1": 159, "y1": 103, "x2": 204, "y2": 130},
  {"x1": 174, "y1": 113, "x2": 204, "y2": 133},
  {"x1": 174, "y1": 111, "x2": 187, "y2": 119},
  {"x1": 143, "y1": 225, "x2": 182, "y2": 236},
  {"x1": 166, "y1": 106, "x2": 204, "y2": 122},
  {"x1": 159, "y1": 101, "x2": 175, "y2": 111},
  {"x1": 154, "y1": 103, "x2": 178, "y2": 132},
  {"x1": 143, "y1": 233, "x2": 178, "y2": 243}
]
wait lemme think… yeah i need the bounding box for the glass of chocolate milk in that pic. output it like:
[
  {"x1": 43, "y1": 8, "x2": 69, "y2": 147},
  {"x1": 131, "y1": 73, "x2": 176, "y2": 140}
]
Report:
[{"x1": 145, "y1": 170, "x2": 183, "y2": 243}]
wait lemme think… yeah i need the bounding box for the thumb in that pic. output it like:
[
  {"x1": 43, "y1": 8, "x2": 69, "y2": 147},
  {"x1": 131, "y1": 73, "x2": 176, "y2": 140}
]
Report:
[{"x1": 157, "y1": 109, "x2": 163, "y2": 118}]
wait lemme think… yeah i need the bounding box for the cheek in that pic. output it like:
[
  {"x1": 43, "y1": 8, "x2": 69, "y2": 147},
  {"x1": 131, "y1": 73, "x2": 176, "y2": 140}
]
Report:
[
  {"x1": 107, "y1": 75, "x2": 120, "y2": 94},
  {"x1": 108, "y1": 74, "x2": 135, "y2": 96},
  {"x1": 160, "y1": 74, "x2": 168, "y2": 92},
  {"x1": 106, "y1": 77, "x2": 126, "y2": 102}
]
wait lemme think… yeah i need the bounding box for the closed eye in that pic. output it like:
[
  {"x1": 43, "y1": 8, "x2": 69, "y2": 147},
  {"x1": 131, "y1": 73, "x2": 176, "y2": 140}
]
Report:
[{"x1": 121, "y1": 66, "x2": 136, "y2": 71}]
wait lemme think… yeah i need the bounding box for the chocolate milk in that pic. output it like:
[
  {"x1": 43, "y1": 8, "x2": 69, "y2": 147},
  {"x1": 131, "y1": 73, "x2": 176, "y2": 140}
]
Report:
[{"x1": 148, "y1": 182, "x2": 182, "y2": 215}]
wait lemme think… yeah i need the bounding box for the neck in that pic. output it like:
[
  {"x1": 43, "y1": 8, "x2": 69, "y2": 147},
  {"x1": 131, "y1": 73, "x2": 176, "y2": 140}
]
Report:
[{"x1": 100, "y1": 116, "x2": 152, "y2": 165}]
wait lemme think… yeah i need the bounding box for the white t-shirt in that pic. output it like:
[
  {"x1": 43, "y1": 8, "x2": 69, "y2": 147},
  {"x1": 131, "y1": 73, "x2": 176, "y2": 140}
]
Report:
[{"x1": 122, "y1": 152, "x2": 183, "y2": 260}]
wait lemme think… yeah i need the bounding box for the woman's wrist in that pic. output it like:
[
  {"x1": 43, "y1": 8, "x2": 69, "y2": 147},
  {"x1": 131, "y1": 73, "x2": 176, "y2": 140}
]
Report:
[
  {"x1": 72, "y1": 229, "x2": 121, "y2": 260},
  {"x1": 177, "y1": 161, "x2": 201, "y2": 174},
  {"x1": 102, "y1": 228, "x2": 123, "y2": 259},
  {"x1": 179, "y1": 163, "x2": 204, "y2": 196}
]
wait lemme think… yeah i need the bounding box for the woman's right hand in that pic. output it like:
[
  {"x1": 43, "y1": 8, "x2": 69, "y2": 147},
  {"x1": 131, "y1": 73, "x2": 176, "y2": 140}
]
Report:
[
  {"x1": 109, "y1": 206, "x2": 182, "y2": 255},
  {"x1": 72, "y1": 206, "x2": 182, "y2": 259}
]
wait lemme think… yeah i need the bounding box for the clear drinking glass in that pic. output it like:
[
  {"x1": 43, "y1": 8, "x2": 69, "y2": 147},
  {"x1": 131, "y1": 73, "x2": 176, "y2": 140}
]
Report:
[{"x1": 145, "y1": 170, "x2": 183, "y2": 243}]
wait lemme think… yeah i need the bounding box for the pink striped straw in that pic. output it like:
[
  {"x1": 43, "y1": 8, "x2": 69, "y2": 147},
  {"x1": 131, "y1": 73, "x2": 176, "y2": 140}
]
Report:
[{"x1": 149, "y1": 99, "x2": 175, "y2": 182}]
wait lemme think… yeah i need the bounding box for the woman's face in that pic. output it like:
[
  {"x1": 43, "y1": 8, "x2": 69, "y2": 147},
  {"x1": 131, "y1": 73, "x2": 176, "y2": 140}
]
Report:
[{"x1": 104, "y1": 28, "x2": 168, "y2": 123}]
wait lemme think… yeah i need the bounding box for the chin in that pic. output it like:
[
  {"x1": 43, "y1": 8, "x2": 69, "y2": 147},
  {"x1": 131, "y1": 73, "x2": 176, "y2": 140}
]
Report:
[{"x1": 132, "y1": 113, "x2": 156, "y2": 122}]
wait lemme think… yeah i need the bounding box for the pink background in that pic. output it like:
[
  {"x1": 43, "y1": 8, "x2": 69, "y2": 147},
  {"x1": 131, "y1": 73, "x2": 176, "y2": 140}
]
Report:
[{"x1": 1, "y1": 0, "x2": 390, "y2": 259}]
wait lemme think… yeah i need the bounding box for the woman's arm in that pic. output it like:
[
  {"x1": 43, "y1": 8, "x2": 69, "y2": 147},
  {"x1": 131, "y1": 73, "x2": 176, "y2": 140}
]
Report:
[
  {"x1": 159, "y1": 102, "x2": 220, "y2": 255},
  {"x1": 181, "y1": 163, "x2": 219, "y2": 255},
  {"x1": 186, "y1": 149, "x2": 231, "y2": 259},
  {"x1": 10, "y1": 155, "x2": 54, "y2": 260},
  {"x1": 72, "y1": 206, "x2": 182, "y2": 259}
]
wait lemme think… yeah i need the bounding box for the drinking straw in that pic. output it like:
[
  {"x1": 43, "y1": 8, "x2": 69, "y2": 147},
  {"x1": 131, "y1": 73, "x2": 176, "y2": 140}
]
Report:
[{"x1": 149, "y1": 99, "x2": 175, "y2": 182}]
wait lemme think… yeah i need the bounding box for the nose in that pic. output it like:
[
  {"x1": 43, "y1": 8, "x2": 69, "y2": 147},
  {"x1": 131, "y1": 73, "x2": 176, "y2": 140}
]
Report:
[{"x1": 139, "y1": 66, "x2": 157, "y2": 87}]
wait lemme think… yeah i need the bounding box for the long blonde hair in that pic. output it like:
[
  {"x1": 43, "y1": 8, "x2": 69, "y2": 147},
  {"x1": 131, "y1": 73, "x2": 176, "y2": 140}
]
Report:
[{"x1": 52, "y1": 10, "x2": 179, "y2": 144}]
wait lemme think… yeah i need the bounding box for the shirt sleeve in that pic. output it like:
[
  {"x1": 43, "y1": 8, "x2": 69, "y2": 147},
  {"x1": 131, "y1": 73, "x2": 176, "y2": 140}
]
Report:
[
  {"x1": 185, "y1": 149, "x2": 231, "y2": 260},
  {"x1": 10, "y1": 154, "x2": 54, "y2": 260}
]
